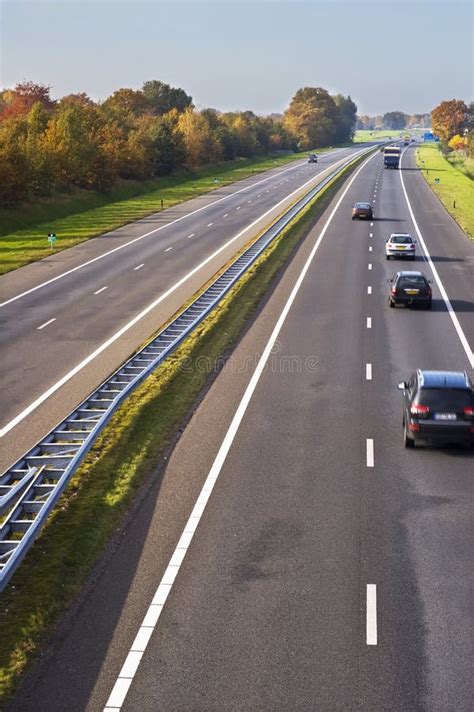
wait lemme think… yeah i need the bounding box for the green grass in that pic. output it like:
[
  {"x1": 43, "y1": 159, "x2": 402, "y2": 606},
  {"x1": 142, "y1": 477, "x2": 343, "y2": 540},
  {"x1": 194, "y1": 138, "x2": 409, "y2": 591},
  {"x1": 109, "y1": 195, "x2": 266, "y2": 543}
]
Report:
[
  {"x1": 354, "y1": 129, "x2": 423, "y2": 143},
  {"x1": 416, "y1": 143, "x2": 474, "y2": 240},
  {"x1": 0, "y1": 151, "x2": 367, "y2": 707},
  {"x1": 0, "y1": 147, "x2": 339, "y2": 276}
]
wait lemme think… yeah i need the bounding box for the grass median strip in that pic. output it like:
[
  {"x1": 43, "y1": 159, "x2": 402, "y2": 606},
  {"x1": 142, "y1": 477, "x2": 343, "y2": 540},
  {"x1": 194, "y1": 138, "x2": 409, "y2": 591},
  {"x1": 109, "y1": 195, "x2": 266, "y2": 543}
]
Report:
[
  {"x1": 0, "y1": 146, "x2": 341, "y2": 275},
  {"x1": 0, "y1": 152, "x2": 365, "y2": 706},
  {"x1": 416, "y1": 143, "x2": 474, "y2": 240}
]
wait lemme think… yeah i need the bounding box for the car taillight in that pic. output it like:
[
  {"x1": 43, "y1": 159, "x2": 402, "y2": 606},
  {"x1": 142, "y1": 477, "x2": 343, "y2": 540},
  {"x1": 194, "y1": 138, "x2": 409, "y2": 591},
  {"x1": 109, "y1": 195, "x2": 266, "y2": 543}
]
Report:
[
  {"x1": 409, "y1": 244, "x2": 415, "y2": 249},
  {"x1": 410, "y1": 404, "x2": 429, "y2": 416},
  {"x1": 427, "y1": 287, "x2": 432, "y2": 297},
  {"x1": 463, "y1": 407, "x2": 474, "y2": 417},
  {"x1": 391, "y1": 286, "x2": 396, "y2": 295}
]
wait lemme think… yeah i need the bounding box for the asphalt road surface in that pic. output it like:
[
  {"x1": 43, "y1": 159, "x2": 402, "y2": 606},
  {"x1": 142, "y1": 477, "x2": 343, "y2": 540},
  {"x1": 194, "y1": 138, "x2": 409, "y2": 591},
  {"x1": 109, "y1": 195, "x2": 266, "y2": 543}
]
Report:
[
  {"x1": 0, "y1": 145, "x2": 367, "y2": 471},
  {"x1": 9, "y1": 145, "x2": 473, "y2": 712}
]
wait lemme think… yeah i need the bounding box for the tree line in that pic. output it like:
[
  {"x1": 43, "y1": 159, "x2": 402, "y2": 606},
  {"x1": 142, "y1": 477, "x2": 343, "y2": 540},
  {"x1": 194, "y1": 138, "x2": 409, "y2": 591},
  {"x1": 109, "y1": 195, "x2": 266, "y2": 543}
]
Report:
[
  {"x1": 430, "y1": 99, "x2": 473, "y2": 156},
  {"x1": 357, "y1": 112, "x2": 432, "y2": 131},
  {"x1": 0, "y1": 81, "x2": 357, "y2": 207}
]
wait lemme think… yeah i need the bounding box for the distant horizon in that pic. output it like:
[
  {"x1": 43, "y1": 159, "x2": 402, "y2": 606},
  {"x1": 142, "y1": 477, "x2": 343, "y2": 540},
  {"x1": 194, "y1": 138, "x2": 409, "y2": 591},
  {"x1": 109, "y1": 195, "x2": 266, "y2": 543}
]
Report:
[{"x1": 1, "y1": 0, "x2": 472, "y2": 116}]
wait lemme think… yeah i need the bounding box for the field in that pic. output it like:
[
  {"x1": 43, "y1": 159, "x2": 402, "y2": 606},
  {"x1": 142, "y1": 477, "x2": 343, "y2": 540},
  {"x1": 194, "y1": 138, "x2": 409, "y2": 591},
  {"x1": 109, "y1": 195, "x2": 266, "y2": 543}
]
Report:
[
  {"x1": 416, "y1": 143, "x2": 474, "y2": 240},
  {"x1": 0, "y1": 148, "x2": 338, "y2": 276},
  {"x1": 354, "y1": 129, "x2": 424, "y2": 143}
]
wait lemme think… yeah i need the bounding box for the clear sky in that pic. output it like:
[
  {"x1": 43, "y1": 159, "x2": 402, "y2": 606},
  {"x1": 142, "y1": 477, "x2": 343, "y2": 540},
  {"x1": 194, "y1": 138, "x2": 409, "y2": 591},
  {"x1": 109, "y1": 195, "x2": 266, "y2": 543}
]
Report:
[{"x1": 0, "y1": 0, "x2": 472, "y2": 115}]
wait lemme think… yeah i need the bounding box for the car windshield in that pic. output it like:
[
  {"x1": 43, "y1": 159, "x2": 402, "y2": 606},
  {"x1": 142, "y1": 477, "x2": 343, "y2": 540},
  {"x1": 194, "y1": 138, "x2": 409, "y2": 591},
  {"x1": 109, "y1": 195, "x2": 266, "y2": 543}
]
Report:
[
  {"x1": 418, "y1": 388, "x2": 474, "y2": 410},
  {"x1": 391, "y1": 235, "x2": 412, "y2": 244},
  {"x1": 398, "y1": 276, "x2": 427, "y2": 287}
]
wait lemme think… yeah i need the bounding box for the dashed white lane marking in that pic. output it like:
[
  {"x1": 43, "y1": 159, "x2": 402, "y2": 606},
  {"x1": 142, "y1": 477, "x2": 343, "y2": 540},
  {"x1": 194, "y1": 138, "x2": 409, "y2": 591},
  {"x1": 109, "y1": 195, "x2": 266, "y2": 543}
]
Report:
[
  {"x1": 187, "y1": 233, "x2": 195, "y2": 239},
  {"x1": 367, "y1": 286, "x2": 372, "y2": 294},
  {"x1": 207, "y1": 223, "x2": 213, "y2": 227},
  {"x1": 369, "y1": 246, "x2": 373, "y2": 252},
  {"x1": 399, "y1": 148, "x2": 474, "y2": 368},
  {"x1": 164, "y1": 247, "x2": 173, "y2": 252},
  {"x1": 102, "y1": 148, "x2": 379, "y2": 712},
  {"x1": 368, "y1": 263, "x2": 372, "y2": 270},
  {"x1": 94, "y1": 286, "x2": 108, "y2": 295},
  {"x1": 37, "y1": 318, "x2": 56, "y2": 330},
  {"x1": 247, "y1": 200, "x2": 252, "y2": 203},
  {"x1": 366, "y1": 584, "x2": 378, "y2": 644},
  {"x1": 236, "y1": 206, "x2": 241, "y2": 210},
  {"x1": 369, "y1": 233, "x2": 373, "y2": 237},
  {"x1": 2, "y1": 154, "x2": 324, "y2": 310},
  {"x1": 367, "y1": 317, "x2": 372, "y2": 328},
  {"x1": 366, "y1": 363, "x2": 372, "y2": 380},
  {"x1": 366, "y1": 439, "x2": 374, "y2": 467},
  {"x1": 257, "y1": 194, "x2": 261, "y2": 198},
  {"x1": 223, "y1": 214, "x2": 229, "y2": 218},
  {"x1": 370, "y1": 222, "x2": 374, "y2": 227},
  {"x1": 134, "y1": 264, "x2": 144, "y2": 271}
]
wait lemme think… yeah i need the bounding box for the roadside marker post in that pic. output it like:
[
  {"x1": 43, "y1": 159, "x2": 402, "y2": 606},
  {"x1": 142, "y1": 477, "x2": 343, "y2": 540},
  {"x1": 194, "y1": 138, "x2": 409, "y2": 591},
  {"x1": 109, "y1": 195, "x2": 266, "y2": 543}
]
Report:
[{"x1": 47, "y1": 233, "x2": 57, "y2": 251}]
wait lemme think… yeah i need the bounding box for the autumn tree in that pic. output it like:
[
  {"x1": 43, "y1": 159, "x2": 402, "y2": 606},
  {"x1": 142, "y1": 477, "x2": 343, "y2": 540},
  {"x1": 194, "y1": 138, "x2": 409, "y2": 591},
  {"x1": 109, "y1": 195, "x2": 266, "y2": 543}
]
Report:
[
  {"x1": 283, "y1": 88, "x2": 340, "y2": 149},
  {"x1": 333, "y1": 94, "x2": 357, "y2": 143},
  {"x1": 431, "y1": 99, "x2": 468, "y2": 144},
  {"x1": 0, "y1": 81, "x2": 55, "y2": 121},
  {"x1": 142, "y1": 80, "x2": 193, "y2": 116}
]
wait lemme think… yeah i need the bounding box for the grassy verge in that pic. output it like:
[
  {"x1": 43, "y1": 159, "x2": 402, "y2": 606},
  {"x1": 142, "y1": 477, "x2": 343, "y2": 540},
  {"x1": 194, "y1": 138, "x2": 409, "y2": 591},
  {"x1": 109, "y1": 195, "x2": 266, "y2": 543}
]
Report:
[
  {"x1": 416, "y1": 143, "x2": 474, "y2": 240},
  {"x1": 0, "y1": 146, "x2": 341, "y2": 275},
  {"x1": 0, "y1": 151, "x2": 367, "y2": 706}
]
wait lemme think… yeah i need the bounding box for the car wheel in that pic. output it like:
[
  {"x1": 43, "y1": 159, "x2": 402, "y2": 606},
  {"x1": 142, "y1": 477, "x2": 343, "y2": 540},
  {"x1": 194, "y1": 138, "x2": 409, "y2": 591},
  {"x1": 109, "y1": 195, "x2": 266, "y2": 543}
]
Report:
[
  {"x1": 404, "y1": 423, "x2": 415, "y2": 448},
  {"x1": 389, "y1": 298, "x2": 394, "y2": 308},
  {"x1": 426, "y1": 301, "x2": 432, "y2": 310}
]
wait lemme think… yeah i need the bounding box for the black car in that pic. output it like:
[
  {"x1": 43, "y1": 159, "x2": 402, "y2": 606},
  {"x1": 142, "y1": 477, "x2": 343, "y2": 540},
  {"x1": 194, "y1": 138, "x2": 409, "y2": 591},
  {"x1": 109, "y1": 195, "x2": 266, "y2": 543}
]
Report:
[
  {"x1": 308, "y1": 154, "x2": 318, "y2": 163},
  {"x1": 388, "y1": 271, "x2": 432, "y2": 309},
  {"x1": 399, "y1": 370, "x2": 474, "y2": 448},
  {"x1": 352, "y1": 202, "x2": 373, "y2": 220}
]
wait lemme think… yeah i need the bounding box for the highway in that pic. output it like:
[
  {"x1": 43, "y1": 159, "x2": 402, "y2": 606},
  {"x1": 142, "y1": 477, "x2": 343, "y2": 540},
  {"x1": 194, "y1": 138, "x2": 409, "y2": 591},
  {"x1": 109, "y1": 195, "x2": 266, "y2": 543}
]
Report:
[
  {"x1": 8, "y1": 145, "x2": 473, "y2": 712},
  {"x1": 0, "y1": 145, "x2": 367, "y2": 471}
]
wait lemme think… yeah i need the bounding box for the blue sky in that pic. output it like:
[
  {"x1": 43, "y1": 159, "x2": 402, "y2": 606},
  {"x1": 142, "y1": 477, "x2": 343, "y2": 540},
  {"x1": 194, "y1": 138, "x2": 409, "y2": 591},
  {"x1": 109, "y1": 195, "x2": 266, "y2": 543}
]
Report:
[{"x1": 1, "y1": 0, "x2": 472, "y2": 115}]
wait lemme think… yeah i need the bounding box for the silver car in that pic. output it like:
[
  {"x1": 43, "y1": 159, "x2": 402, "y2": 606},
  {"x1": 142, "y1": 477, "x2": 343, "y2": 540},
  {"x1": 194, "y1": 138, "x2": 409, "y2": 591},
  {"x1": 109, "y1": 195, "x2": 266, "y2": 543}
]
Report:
[{"x1": 385, "y1": 233, "x2": 417, "y2": 260}]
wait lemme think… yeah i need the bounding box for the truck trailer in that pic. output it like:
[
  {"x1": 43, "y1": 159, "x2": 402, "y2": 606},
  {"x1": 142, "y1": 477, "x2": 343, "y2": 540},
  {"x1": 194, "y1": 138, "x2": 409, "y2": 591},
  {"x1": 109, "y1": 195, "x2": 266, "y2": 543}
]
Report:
[{"x1": 383, "y1": 146, "x2": 401, "y2": 169}]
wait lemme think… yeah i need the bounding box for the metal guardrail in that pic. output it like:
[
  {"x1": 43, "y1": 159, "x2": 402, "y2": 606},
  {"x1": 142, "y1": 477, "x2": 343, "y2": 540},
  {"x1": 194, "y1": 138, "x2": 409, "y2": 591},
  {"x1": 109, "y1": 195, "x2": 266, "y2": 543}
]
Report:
[{"x1": 0, "y1": 146, "x2": 375, "y2": 591}]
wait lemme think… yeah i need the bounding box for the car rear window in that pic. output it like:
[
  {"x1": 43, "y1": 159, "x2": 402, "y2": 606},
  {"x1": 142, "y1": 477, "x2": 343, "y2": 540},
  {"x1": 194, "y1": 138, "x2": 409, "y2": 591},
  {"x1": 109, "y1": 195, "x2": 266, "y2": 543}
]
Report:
[
  {"x1": 417, "y1": 388, "x2": 474, "y2": 410},
  {"x1": 398, "y1": 276, "x2": 427, "y2": 287},
  {"x1": 356, "y1": 203, "x2": 371, "y2": 209},
  {"x1": 391, "y1": 236, "x2": 412, "y2": 244}
]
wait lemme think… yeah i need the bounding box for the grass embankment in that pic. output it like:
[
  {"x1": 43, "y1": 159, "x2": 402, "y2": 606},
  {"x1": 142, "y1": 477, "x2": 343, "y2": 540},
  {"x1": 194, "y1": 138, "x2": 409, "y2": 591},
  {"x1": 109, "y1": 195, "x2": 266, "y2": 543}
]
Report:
[
  {"x1": 0, "y1": 150, "x2": 369, "y2": 706},
  {"x1": 416, "y1": 143, "x2": 474, "y2": 240},
  {"x1": 0, "y1": 147, "x2": 338, "y2": 276}
]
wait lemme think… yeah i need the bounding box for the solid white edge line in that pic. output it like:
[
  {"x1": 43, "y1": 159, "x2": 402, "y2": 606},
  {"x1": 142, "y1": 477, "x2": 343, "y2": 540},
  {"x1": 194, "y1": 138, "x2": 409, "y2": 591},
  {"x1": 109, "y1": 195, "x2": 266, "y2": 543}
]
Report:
[
  {"x1": 37, "y1": 318, "x2": 56, "y2": 330},
  {"x1": 399, "y1": 149, "x2": 474, "y2": 368},
  {"x1": 366, "y1": 438, "x2": 374, "y2": 467},
  {"x1": 93, "y1": 286, "x2": 108, "y2": 295},
  {"x1": 102, "y1": 148, "x2": 379, "y2": 712},
  {"x1": 2, "y1": 151, "x2": 348, "y2": 310},
  {"x1": 1, "y1": 148, "x2": 371, "y2": 437},
  {"x1": 366, "y1": 363, "x2": 372, "y2": 380},
  {"x1": 366, "y1": 584, "x2": 377, "y2": 645}
]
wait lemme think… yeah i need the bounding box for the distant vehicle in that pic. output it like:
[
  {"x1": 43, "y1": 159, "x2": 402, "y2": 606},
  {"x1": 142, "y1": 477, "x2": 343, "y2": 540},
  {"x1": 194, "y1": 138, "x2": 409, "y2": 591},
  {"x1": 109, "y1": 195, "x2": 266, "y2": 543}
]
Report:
[
  {"x1": 403, "y1": 135, "x2": 410, "y2": 145},
  {"x1": 383, "y1": 145, "x2": 401, "y2": 169},
  {"x1": 388, "y1": 271, "x2": 432, "y2": 309},
  {"x1": 385, "y1": 233, "x2": 417, "y2": 260},
  {"x1": 308, "y1": 154, "x2": 318, "y2": 163},
  {"x1": 352, "y1": 202, "x2": 373, "y2": 220},
  {"x1": 398, "y1": 370, "x2": 474, "y2": 448}
]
